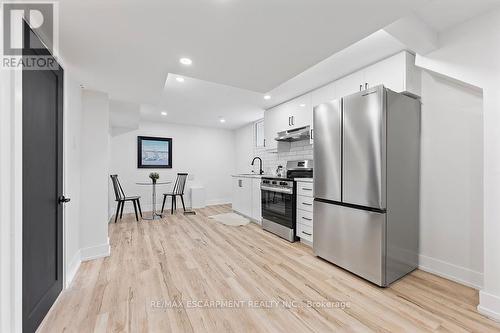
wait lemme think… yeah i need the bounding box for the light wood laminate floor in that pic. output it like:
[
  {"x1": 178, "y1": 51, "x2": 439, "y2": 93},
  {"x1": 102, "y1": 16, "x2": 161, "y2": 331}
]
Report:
[{"x1": 38, "y1": 204, "x2": 500, "y2": 332}]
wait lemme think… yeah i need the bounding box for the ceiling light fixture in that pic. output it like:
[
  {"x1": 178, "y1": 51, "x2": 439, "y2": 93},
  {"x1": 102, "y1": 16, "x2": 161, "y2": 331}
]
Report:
[
  {"x1": 161, "y1": 111, "x2": 167, "y2": 116},
  {"x1": 176, "y1": 77, "x2": 185, "y2": 83},
  {"x1": 264, "y1": 95, "x2": 271, "y2": 100},
  {"x1": 179, "y1": 57, "x2": 192, "y2": 65},
  {"x1": 219, "y1": 118, "x2": 226, "y2": 123},
  {"x1": 299, "y1": 103, "x2": 306, "y2": 107}
]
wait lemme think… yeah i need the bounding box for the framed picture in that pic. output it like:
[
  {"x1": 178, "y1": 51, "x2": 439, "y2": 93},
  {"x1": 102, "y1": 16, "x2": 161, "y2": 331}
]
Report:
[{"x1": 137, "y1": 136, "x2": 172, "y2": 168}]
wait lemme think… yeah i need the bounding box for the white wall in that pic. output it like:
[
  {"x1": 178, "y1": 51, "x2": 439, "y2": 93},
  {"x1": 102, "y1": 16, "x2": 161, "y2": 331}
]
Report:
[
  {"x1": 415, "y1": 7, "x2": 500, "y2": 320},
  {"x1": 109, "y1": 121, "x2": 235, "y2": 215},
  {"x1": 63, "y1": 74, "x2": 84, "y2": 286},
  {"x1": 419, "y1": 70, "x2": 484, "y2": 288},
  {"x1": 234, "y1": 123, "x2": 255, "y2": 174},
  {"x1": 79, "y1": 90, "x2": 110, "y2": 260}
]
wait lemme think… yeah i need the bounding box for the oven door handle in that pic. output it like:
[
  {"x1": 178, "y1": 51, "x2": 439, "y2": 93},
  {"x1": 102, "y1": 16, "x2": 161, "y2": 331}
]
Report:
[{"x1": 261, "y1": 186, "x2": 293, "y2": 194}]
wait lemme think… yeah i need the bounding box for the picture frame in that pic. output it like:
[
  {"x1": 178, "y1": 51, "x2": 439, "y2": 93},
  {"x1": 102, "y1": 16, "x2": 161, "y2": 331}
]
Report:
[{"x1": 137, "y1": 136, "x2": 172, "y2": 168}]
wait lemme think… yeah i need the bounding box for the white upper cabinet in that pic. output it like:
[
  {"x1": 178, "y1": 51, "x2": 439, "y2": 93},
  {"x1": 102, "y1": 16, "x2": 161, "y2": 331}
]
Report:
[
  {"x1": 312, "y1": 81, "x2": 337, "y2": 107},
  {"x1": 264, "y1": 93, "x2": 312, "y2": 150},
  {"x1": 364, "y1": 51, "x2": 421, "y2": 96},
  {"x1": 288, "y1": 93, "x2": 312, "y2": 129},
  {"x1": 335, "y1": 70, "x2": 365, "y2": 99},
  {"x1": 264, "y1": 107, "x2": 278, "y2": 150}
]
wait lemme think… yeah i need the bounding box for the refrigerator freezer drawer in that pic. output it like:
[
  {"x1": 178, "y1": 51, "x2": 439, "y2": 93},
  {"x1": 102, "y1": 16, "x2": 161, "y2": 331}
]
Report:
[{"x1": 313, "y1": 200, "x2": 386, "y2": 286}]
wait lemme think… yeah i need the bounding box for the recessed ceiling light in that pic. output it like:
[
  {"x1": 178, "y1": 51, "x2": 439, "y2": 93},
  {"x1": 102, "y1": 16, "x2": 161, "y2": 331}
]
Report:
[
  {"x1": 179, "y1": 58, "x2": 192, "y2": 66},
  {"x1": 219, "y1": 118, "x2": 226, "y2": 123},
  {"x1": 161, "y1": 111, "x2": 167, "y2": 116},
  {"x1": 264, "y1": 95, "x2": 271, "y2": 100},
  {"x1": 176, "y1": 77, "x2": 185, "y2": 83},
  {"x1": 299, "y1": 103, "x2": 306, "y2": 107}
]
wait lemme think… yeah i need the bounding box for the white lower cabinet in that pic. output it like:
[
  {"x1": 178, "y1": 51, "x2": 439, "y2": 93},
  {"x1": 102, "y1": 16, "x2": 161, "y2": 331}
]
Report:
[
  {"x1": 296, "y1": 181, "x2": 314, "y2": 244},
  {"x1": 251, "y1": 178, "x2": 262, "y2": 223},
  {"x1": 232, "y1": 177, "x2": 252, "y2": 217},
  {"x1": 232, "y1": 176, "x2": 261, "y2": 223}
]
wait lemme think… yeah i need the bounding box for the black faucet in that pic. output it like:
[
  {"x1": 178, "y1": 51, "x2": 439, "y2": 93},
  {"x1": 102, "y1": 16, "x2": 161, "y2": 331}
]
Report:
[{"x1": 251, "y1": 157, "x2": 264, "y2": 175}]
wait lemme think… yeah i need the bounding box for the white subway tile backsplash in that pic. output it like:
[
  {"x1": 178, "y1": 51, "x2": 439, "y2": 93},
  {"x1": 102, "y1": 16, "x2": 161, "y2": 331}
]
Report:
[{"x1": 253, "y1": 139, "x2": 313, "y2": 175}]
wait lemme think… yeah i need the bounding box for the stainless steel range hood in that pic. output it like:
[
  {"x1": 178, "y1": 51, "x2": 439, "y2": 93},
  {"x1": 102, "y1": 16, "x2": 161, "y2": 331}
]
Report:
[{"x1": 275, "y1": 126, "x2": 310, "y2": 142}]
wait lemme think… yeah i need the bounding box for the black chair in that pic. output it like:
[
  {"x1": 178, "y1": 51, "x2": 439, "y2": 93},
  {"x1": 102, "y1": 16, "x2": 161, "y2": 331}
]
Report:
[
  {"x1": 161, "y1": 173, "x2": 188, "y2": 215},
  {"x1": 110, "y1": 175, "x2": 142, "y2": 222}
]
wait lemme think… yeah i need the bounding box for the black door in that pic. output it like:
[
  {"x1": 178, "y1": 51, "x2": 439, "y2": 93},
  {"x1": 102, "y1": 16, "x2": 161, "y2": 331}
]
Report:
[{"x1": 22, "y1": 22, "x2": 64, "y2": 333}]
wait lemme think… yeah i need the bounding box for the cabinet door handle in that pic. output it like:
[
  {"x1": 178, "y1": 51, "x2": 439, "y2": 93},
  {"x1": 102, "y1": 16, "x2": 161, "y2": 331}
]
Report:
[
  {"x1": 310, "y1": 128, "x2": 314, "y2": 140},
  {"x1": 302, "y1": 217, "x2": 312, "y2": 221},
  {"x1": 238, "y1": 180, "x2": 242, "y2": 187},
  {"x1": 302, "y1": 188, "x2": 312, "y2": 191},
  {"x1": 291, "y1": 116, "x2": 294, "y2": 126},
  {"x1": 263, "y1": 139, "x2": 266, "y2": 147},
  {"x1": 359, "y1": 84, "x2": 363, "y2": 91},
  {"x1": 302, "y1": 202, "x2": 312, "y2": 206},
  {"x1": 302, "y1": 231, "x2": 312, "y2": 236},
  {"x1": 365, "y1": 82, "x2": 369, "y2": 89},
  {"x1": 288, "y1": 116, "x2": 291, "y2": 126}
]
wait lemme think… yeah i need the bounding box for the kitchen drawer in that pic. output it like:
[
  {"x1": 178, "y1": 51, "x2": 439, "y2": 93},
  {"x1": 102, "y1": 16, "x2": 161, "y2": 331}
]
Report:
[
  {"x1": 297, "y1": 223, "x2": 313, "y2": 242},
  {"x1": 297, "y1": 209, "x2": 313, "y2": 227},
  {"x1": 297, "y1": 195, "x2": 314, "y2": 212},
  {"x1": 297, "y1": 183, "x2": 314, "y2": 197}
]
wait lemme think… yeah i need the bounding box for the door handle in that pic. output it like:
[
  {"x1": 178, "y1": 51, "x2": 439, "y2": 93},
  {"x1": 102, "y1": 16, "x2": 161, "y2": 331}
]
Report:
[
  {"x1": 302, "y1": 188, "x2": 312, "y2": 191},
  {"x1": 58, "y1": 196, "x2": 71, "y2": 204},
  {"x1": 365, "y1": 82, "x2": 369, "y2": 89},
  {"x1": 302, "y1": 217, "x2": 312, "y2": 221},
  {"x1": 291, "y1": 116, "x2": 294, "y2": 126},
  {"x1": 301, "y1": 231, "x2": 312, "y2": 236},
  {"x1": 310, "y1": 128, "x2": 313, "y2": 140},
  {"x1": 359, "y1": 84, "x2": 363, "y2": 91},
  {"x1": 302, "y1": 202, "x2": 312, "y2": 206}
]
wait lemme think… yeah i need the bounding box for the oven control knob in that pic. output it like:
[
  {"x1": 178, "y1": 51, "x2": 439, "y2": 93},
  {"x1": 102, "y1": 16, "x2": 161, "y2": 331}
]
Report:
[{"x1": 280, "y1": 181, "x2": 287, "y2": 186}]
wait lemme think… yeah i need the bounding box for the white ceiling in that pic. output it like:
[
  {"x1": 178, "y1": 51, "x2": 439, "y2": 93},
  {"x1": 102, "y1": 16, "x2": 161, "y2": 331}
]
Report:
[
  {"x1": 149, "y1": 74, "x2": 264, "y2": 129},
  {"x1": 58, "y1": 0, "x2": 431, "y2": 129},
  {"x1": 58, "y1": 0, "x2": 499, "y2": 130},
  {"x1": 414, "y1": 0, "x2": 500, "y2": 31}
]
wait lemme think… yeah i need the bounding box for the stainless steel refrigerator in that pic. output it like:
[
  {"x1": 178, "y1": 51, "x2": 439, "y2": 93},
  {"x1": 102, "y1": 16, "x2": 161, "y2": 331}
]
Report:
[{"x1": 313, "y1": 85, "x2": 420, "y2": 287}]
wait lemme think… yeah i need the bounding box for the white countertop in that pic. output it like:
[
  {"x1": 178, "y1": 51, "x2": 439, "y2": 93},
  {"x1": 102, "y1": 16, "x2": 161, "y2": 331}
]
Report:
[
  {"x1": 295, "y1": 178, "x2": 313, "y2": 183},
  {"x1": 231, "y1": 174, "x2": 271, "y2": 179}
]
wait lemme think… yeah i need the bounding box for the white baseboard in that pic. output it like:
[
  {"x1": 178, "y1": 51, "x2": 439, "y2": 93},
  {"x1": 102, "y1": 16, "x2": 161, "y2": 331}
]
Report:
[
  {"x1": 478, "y1": 290, "x2": 500, "y2": 322},
  {"x1": 110, "y1": 199, "x2": 232, "y2": 217},
  {"x1": 65, "y1": 250, "x2": 81, "y2": 288},
  {"x1": 80, "y1": 240, "x2": 110, "y2": 261},
  {"x1": 205, "y1": 198, "x2": 231, "y2": 206},
  {"x1": 418, "y1": 254, "x2": 483, "y2": 289}
]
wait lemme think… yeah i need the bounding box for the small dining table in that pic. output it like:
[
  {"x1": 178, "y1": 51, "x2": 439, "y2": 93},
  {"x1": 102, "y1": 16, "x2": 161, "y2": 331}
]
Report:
[{"x1": 136, "y1": 180, "x2": 172, "y2": 220}]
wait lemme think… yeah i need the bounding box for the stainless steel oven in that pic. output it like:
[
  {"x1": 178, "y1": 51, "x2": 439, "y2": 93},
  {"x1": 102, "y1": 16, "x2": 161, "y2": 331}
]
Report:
[{"x1": 261, "y1": 179, "x2": 296, "y2": 242}]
